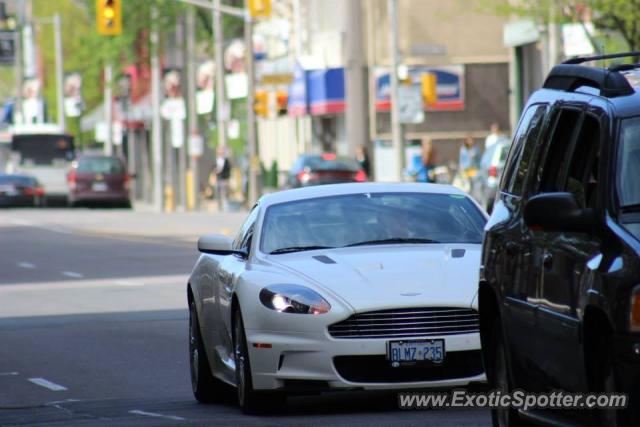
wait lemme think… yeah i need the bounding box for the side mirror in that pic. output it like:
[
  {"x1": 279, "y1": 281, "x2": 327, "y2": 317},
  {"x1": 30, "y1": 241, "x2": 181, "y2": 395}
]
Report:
[
  {"x1": 523, "y1": 192, "x2": 596, "y2": 233},
  {"x1": 197, "y1": 234, "x2": 247, "y2": 258}
]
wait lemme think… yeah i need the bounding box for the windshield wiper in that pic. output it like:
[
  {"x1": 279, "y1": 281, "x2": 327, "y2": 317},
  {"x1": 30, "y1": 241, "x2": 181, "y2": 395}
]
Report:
[
  {"x1": 269, "y1": 245, "x2": 335, "y2": 254},
  {"x1": 345, "y1": 237, "x2": 440, "y2": 247}
]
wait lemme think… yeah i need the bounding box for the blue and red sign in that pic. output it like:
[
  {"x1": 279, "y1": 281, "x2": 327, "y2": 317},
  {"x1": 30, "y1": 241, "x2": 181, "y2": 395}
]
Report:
[
  {"x1": 375, "y1": 65, "x2": 465, "y2": 112},
  {"x1": 287, "y1": 66, "x2": 345, "y2": 116}
]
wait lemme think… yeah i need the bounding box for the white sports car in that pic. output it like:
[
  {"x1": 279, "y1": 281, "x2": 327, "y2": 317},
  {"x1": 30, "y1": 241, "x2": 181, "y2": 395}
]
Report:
[{"x1": 187, "y1": 183, "x2": 488, "y2": 412}]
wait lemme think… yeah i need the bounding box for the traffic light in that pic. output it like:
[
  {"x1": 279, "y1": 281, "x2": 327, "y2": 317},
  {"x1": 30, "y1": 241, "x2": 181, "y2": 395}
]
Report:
[
  {"x1": 96, "y1": 0, "x2": 121, "y2": 36},
  {"x1": 254, "y1": 90, "x2": 268, "y2": 117},
  {"x1": 276, "y1": 90, "x2": 288, "y2": 115},
  {"x1": 421, "y1": 72, "x2": 437, "y2": 106},
  {"x1": 249, "y1": 0, "x2": 271, "y2": 18}
]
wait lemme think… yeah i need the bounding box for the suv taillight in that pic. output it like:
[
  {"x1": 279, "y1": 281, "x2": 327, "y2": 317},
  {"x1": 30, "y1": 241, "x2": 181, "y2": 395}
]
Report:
[
  {"x1": 124, "y1": 174, "x2": 130, "y2": 190},
  {"x1": 488, "y1": 166, "x2": 498, "y2": 178},
  {"x1": 68, "y1": 171, "x2": 77, "y2": 189},
  {"x1": 354, "y1": 170, "x2": 367, "y2": 182}
]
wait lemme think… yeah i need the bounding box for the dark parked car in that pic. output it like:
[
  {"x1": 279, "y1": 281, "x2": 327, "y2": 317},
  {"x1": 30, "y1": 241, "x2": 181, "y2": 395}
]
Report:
[
  {"x1": 288, "y1": 154, "x2": 367, "y2": 188},
  {"x1": 479, "y1": 52, "x2": 640, "y2": 427},
  {"x1": 0, "y1": 174, "x2": 44, "y2": 207},
  {"x1": 67, "y1": 154, "x2": 131, "y2": 207},
  {"x1": 470, "y1": 140, "x2": 510, "y2": 213}
]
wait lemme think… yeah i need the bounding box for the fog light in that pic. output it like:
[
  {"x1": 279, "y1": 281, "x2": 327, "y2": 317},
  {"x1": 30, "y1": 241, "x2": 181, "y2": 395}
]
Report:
[{"x1": 633, "y1": 343, "x2": 640, "y2": 356}]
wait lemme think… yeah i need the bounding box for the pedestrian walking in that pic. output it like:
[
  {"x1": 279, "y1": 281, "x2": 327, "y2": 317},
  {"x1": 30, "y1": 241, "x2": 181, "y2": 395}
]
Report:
[
  {"x1": 355, "y1": 145, "x2": 371, "y2": 178},
  {"x1": 484, "y1": 122, "x2": 509, "y2": 150},
  {"x1": 459, "y1": 135, "x2": 480, "y2": 172},
  {"x1": 214, "y1": 146, "x2": 231, "y2": 211},
  {"x1": 418, "y1": 138, "x2": 437, "y2": 183}
]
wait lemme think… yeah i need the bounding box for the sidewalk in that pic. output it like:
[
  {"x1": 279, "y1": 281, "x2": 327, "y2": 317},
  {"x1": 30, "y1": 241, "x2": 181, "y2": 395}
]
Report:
[{"x1": 0, "y1": 205, "x2": 248, "y2": 244}]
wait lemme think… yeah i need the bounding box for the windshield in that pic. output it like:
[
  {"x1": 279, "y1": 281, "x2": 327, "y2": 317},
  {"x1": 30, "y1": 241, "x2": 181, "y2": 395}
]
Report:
[
  {"x1": 618, "y1": 117, "x2": 640, "y2": 208},
  {"x1": 260, "y1": 192, "x2": 486, "y2": 254},
  {"x1": 77, "y1": 157, "x2": 125, "y2": 174}
]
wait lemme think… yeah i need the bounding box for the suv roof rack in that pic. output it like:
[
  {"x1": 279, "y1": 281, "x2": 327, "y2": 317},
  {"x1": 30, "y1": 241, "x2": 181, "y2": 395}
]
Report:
[
  {"x1": 543, "y1": 64, "x2": 636, "y2": 98},
  {"x1": 563, "y1": 51, "x2": 640, "y2": 65}
]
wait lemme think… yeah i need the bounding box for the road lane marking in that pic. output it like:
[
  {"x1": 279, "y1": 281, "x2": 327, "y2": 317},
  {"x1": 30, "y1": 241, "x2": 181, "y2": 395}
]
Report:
[
  {"x1": 17, "y1": 262, "x2": 36, "y2": 269},
  {"x1": 28, "y1": 377, "x2": 68, "y2": 391},
  {"x1": 0, "y1": 372, "x2": 19, "y2": 376},
  {"x1": 0, "y1": 274, "x2": 185, "y2": 291},
  {"x1": 61, "y1": 271, "x2": 84, "y2": 279},
  {"x1": 9, "y1": 219, "x2": 34, "y2": 226},
  {"x1": 129, "y1": 410, "x2": 185, "y2": 421},
  {"x1": 47, "y1": 399, "x2": 81, "y2": 405},
  {"x1": 114, "y1": 280, "x2": 144, "y2": 287}
]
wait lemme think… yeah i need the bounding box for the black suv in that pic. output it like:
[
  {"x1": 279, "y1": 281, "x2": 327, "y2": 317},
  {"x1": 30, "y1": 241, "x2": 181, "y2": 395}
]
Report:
[{"x1": 479, "y1": 52, "x2": 640, "y2": 427}]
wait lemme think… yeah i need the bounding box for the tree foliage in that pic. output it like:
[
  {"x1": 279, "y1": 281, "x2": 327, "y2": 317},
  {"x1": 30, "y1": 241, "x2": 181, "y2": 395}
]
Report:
[
  {"x1": 33, "y1": 0, "x2": 245, "y2": 133},
  {"x1": 478, "y1": 0, "x2": 640, "y2": 51}
]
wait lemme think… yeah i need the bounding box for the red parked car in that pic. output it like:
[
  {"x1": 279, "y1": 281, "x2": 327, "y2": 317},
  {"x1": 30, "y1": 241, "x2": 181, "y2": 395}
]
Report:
[
  {"x1": 288, "y1": 154, "x2": 368, "y2": 188},
  {"x1": 67, "y1": 154, "x2": 131, "y2": 208}
]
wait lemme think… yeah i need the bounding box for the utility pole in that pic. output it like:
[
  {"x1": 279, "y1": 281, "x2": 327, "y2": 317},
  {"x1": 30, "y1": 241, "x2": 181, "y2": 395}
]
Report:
[
  {"x1": 104, "y1": 63, "x2": 113, "y2": 155},
  {"x1": 388, "y1": 0, "x2": 404, "y2": 182},
  {"x1": 53, "y1": 13, "x2": 64, "y2": 131},
  {"x1": 244, "y1": 2, "x2": 259, "y2": 207},
  {"x1": 14, "y1": 0, "x2": 24, "y2": 124},
  {"x1": 176, "y1": 15, "x2": 187, "y2": 211},
  {"x1": 151, "y1": 6, "x2": 163, "y2": 211},
  {"x1": 186, "y1": 6, "x2": 200, "y2": 210},
  {"x1": 345, "y1": 0, "x2": 368, "y2": 157},
  {"x1": 213, "y1": 0, "x2": 227, "y2": 149}
]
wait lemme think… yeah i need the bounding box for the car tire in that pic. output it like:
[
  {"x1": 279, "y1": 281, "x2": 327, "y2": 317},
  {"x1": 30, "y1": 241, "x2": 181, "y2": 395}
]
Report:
[
  {"x1": 490, "y1": 321, "x2": 522, "y2": 427},
  {"x1": 598, "y1": 342, "x2": 624, "y2": 427},
  {"x1": 189, "y1": 300, "x2": 227, "y2": 403},
  {"x1": 233, "y1": 307, "x2": 284, "y2": 414}
]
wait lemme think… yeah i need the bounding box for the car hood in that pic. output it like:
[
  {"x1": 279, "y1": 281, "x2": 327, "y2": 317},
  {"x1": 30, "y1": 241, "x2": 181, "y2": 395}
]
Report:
[{"x1": 264, "y1": 244, "x2": 481, "y2": 313}]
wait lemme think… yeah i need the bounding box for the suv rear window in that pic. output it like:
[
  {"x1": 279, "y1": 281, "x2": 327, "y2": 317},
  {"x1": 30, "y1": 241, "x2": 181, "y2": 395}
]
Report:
[{"x1": 77, "y1": 157, "x2": 124, "y2": 174}]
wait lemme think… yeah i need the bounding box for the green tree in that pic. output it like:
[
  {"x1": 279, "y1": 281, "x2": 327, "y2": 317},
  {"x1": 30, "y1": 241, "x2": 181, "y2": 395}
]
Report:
[{"x1": 478, "y1": 0, "x2": 639, "y2": 52}]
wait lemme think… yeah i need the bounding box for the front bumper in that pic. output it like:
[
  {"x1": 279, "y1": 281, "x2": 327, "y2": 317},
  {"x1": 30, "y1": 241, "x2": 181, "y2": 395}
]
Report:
[
  {"x1": 246, "y1": 329, "x2": 484, "y2": 391},
  {"x1": 69, "y1": 190, "x2": 129, "y2": 204}
]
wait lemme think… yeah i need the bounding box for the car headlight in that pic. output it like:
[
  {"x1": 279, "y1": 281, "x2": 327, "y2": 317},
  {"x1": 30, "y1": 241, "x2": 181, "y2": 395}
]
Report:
[
  {"x1": 630, "y1": 285, "x2": 640, "y2": 332},
  {"x1": 259, "y1": 284, "x2": 331, "y2": 315}
]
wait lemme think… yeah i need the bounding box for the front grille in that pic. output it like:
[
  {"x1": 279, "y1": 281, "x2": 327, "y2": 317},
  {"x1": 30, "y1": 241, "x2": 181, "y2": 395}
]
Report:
[
  {"x1": 328, "y1": 307, "x2": 479, "y2": 339},
  {"x1": 333, "y1": 351, "x2": 484, "y2": 383}
]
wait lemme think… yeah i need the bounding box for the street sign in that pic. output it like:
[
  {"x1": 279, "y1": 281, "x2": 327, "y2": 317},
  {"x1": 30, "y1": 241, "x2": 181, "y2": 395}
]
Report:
[
  {"x1": 170, "y1": 118, "x2": 184, "y2": 148},
  {"x1": 398, "y1": 85, "x2": 424, "y2": 124},
  {"x1": 161, "y1": 98, "x2": 186, "y2": 120},
  {"x1": 0, "y1": 30, "x2": 15, "y2": 65},
  {"x1": 188, "y1": 133, "x2": 204, "y2": 157}
]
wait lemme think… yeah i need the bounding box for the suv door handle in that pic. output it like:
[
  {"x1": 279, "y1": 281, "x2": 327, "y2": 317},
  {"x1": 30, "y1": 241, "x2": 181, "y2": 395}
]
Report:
[
  {"x1": 543, "y1": 253, "x2": 554, "y2": 269},
  {"x1": 505, "y1": 241, "x2": 518, "y2": 256}
]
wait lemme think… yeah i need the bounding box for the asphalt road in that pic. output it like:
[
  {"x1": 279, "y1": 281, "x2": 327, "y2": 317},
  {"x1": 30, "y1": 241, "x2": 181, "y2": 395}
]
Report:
[{"x1": 0, "y1": 208, "x2": 492, "y2": 426}]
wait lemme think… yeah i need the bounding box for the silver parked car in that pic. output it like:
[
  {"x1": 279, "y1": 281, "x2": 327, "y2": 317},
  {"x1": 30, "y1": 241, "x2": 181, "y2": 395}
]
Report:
[{"x1": 470, "y1": 141, "x2": 510, "y2": 213}]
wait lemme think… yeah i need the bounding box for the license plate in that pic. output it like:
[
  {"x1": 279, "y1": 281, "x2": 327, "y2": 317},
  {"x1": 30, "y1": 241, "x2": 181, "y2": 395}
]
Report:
[
  {"x1": 92, "y1": 182, "x2": 108, "y2": 192},
  {"x1": 387, "y1": 339, "x2": 445, "y2": 365}
]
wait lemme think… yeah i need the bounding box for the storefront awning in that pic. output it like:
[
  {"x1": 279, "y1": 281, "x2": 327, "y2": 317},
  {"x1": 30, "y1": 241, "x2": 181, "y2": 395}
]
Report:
[
  {"x1": 288, "y1": 66, "x2": 345, "y2": 117},
  {"x1": 308, "y1": 68, "x2": 345, "y2": 115}
]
